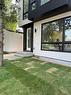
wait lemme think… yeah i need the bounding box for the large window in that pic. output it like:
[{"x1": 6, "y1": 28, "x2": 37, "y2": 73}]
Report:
[
  {"x1": 41, "y1": 0, "x2": 50, "y2": 5},
  {"x1": 41, "y1": 17, "x2": 71, "y2": 52},
  {"x1": 23, "y1": 0, "x2": 29, "y2": 19},
  {"x1": 30, "y1": 0, "x2": 36, "y2": 11},
  {"x1": 64, "y1": 17, "x2": 71, "y2": 51},
  {"x1": 31, "y1": 2, "x2": 36, "y2": 11}
]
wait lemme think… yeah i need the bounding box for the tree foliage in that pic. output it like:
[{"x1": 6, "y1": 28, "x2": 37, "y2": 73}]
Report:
[{"x1": 1, "y1": 0, "x2": 17, "y2": 31}]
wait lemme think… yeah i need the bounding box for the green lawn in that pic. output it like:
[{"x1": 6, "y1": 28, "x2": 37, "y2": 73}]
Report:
[{"x1": 0, "y1": 57, "x2": 71, "y2": 95}]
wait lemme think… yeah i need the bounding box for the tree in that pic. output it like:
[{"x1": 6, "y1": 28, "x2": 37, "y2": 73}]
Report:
[
  {"x1": 3, "y1": 0, "x2": 17, "y2": 31},
  {"x1": 0, "y1": 0, "x2": 17, "y2": 66},
  {"x1": 0, "y1": 0, "x2": 5, "y2": 66}
]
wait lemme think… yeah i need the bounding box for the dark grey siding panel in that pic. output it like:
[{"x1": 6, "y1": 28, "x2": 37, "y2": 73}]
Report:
[{"x1": 28, "y1": 0, "x2": 71, "y2": 21}]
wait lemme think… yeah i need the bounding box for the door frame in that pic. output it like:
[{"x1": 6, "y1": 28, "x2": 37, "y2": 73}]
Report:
[{"x1": 23, "y1": 23, "x2": 33, "y2": 52}]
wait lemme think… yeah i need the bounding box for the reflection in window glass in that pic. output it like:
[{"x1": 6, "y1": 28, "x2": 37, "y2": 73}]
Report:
[
  {"x1": 42, "y1": 20, "x2": 63, "y2": 43},
  {"x1": 65, "y1": 17, "x2": 71, "y2": 41},
  {"x1": 41, "y1": 17, "x2": 71, "y2": 52},
  {"x1": 32, "y1": 2, "x2": 36, "y2": 10},
  {"x1": 42, "y1": 44, "x2": 62, "y2": 51},
  {"x1": 65, "y1": 17, "x2": 71, "y2": 30},
  {"x1": 64, "y1": 44, "x2": 71, "y2": 51},
  {"x1": 24, "y1": 13, "x2": 28, "y2": 19},
  {"x1": 65, "y1": 29, "x2": 71, "y2": 41},
  {"x1": 24, "y1": 0, "x2": 29, "y2": 13},
  {"x1": 23, "y1": 0, "x2": 29, "y2": 19},
  {"x1": 41, "y1": 0, "x2": 50, "y2": 5}
]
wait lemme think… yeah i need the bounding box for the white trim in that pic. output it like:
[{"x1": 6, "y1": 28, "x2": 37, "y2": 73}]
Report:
[{"x1": 19, "y1": 19, "x2": 32, "y2": 26}]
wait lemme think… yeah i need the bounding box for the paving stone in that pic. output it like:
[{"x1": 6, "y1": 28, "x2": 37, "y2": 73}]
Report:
[
  {"x1": 24, "y1": 66, "x2": 36, "y2": 71},
  {"x1": 26, "y1": 61, "x2": 34, "y2": 66},
  {"x1": 40, "y1": 62, "x2": 47, "y2": 65},
  {"x1": 46, "y1": 67, "x2": 58, "y2": 73}
]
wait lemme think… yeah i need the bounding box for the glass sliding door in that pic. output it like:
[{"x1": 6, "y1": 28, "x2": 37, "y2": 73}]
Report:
[
  {"x1": 26, "y1": 28, "x2": 31, "y2": 51},
  {"x1": 41, "y1": 16, "x2": 71, "y2": 52},
  {"x1": 41, "y1": 19, "x2": 63, "y2": 51},
  {"x1": 64, "y1": 17, "x2": 71, "y2": 51}
]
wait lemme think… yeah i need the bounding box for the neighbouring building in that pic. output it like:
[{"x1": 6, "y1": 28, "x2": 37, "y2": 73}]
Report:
[{"x1": 18, "y1": 0, "x2": 71, "y2": 66}]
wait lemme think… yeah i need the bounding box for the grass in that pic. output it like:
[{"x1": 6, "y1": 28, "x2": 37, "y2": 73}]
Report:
[{"x1": 0, "y1": 57, "x2": 71, "y2": 95}]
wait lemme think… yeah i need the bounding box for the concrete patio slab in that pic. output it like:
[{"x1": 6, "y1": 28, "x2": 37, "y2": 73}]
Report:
[{"x1": 4, "y1": 53, "x2": 22, "y2": 60}]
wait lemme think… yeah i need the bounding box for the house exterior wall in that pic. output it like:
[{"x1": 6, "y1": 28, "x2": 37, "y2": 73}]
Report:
[
  {"x1": 33, "y1": 11, "x2": 71, "y2": 64},
  {"x1": 3, "y1": 30, "x2": 23, "y2": 52},
  {"x1": 18, "y1": 0, "x2": 71, "y2": 66},
  {"x1": 28, "y1": 0, "x2": 71, "y2": 21}
]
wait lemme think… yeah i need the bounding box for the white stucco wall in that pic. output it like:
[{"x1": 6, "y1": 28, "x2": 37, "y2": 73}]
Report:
[
  {"x1": 33, "y1": 11, "x2": 71, "y2": 64},
  {"x1": 3, "y1": 30, "x2": 23, "y2": 52},
  {"x1": 18, "y1": 0, "x2": 32, "y2": 26}
]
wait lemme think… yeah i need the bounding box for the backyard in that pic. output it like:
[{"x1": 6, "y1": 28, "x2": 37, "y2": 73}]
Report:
[{"x1": 0, "y1": 57, "x2": 71, "y2": 95}]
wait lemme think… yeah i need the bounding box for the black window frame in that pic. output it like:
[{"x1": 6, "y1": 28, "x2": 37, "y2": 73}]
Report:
[
  {"x1": 30, "y1": 0, "x2": 36, "y2": 3},
  {"x1": 41, "y1": 16, "x2": 71, "y2": 53},
  {"x1": 23, "y1": 0, "x2": 29, "y2": 19}
]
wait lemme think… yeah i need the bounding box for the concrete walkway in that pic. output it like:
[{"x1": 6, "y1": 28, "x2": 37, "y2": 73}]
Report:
[
  {"x1": 4, "y1": 53, "x2": 22, "y2": 60},
  {"x1": 4, "y1": 52, "x2": 33, "y2": 60}
]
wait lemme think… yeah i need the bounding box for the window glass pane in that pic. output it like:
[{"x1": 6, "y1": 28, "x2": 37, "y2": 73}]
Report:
[
  {"x1": 42, "y1": 43, "x2": 62, "y2": 51},
  {"x1": 24, "y1": 13, "x2": 28, "y2": 19},
  {"x1": 32, "y1": 2, "x2": 36, "y2": 10},
  {"x1": 42, "y1": 20, "x2": 63, "y2": 43},
  {"x1": 24, "y1": 0, "x2": 29, "y2": 13},
  {"x1": 64, "y1": 44, "x2": 71, "y2": 51},
  {"x1": 41, "y1": 0, "x2": 50, "y2": 5},
  {"x1": 65, "y1": 17, "x2": 71, "y2": 41},
  {"x1": 41, "y1": 17, "x2": 71, "y2": 52}
]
